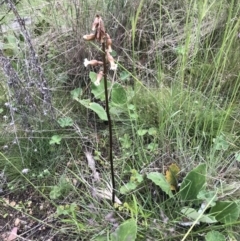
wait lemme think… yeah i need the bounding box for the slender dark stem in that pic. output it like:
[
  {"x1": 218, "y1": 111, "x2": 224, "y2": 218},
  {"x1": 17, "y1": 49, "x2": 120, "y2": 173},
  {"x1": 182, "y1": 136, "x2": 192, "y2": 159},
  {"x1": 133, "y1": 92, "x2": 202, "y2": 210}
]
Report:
[{"x1": 102, "y1": 42, "x2": 115, "y2": 204}]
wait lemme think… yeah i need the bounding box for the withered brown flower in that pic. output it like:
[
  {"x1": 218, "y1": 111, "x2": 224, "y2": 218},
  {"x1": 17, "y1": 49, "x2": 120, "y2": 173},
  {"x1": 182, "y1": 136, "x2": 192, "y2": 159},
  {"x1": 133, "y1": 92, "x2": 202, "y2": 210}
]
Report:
[
  {"x1": 106, "y1": 51, "x2": 117, "y2": 70},
  {"x1": 83, "y1": 33, "x2": 96, "y2": 41},
  {"x1": 94, "y1": 70, "x2": 104, "y2": 86},
  {"x1": 92, "y1": 15, "x2": 100, "y2": 31},
  {"x1": 91, "y1": 15, "x2": 106, "y2": 43},
  {"x1": 106, "y1": 33, "x2": 112, "y2": 52},
  {"x1": 84, "y1": 59, "x2": 103, "y2": 67}
]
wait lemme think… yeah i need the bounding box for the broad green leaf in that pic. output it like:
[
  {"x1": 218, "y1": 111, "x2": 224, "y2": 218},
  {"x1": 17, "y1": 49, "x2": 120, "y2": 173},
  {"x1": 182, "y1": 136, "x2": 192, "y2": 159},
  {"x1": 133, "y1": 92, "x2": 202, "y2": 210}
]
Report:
[
  {"x1": 88, "y1": 102, "x2": 108, "y2": 121},
  {"x1": 120, "y1": 170, "x2": 143, "y2": 194},
  {"x1": 147, "y1": 172, "x2": 173, "y2": 197},
  {"x1": 111, "y1": 83, "x2": 127, "y2": 105},
  {"x1": 90, "y1": 72, "x2": 104, "y2": 100},
  {"x1": 180, "y1": 164, "x2": 206, "y2": 201},
  {"x1": 199, "y1": 214, "x2": 217, "y2": 224},
  {"x1": 181, "y1": 207, "x2": 217, "y2": 224},
  {"x1": 89, "y1": 71, "x2": 97, "y2": 82},
  {"x1": 78, "y1": 99, "x2": 108, "y2": 121},
  {"x1": 209, "y1": 201, "x2": 239, "y2": 224},
  {"x1": 120, "y1": 182, "x2": 138, "y2": 194},
  {"x1": 90, "y1": 71, "x2": 111, "y2": 101},
  {"x1": 197, "y1": 190, "x2": 217, "y2": 207},
  {"x1": 49, "y1": 135, "x2": 62, "y2": 145},
  {"x1": 110, "y1": 219, "x2": 137, "y2": 241},
  {"x1": 57, "y1": 117, "x2": 74, "y2": 127},
  {"x1": 70, "y1": 88, "x2": 82, "y2": 99},
  {"x1": 205, "y1": 231, "x2": 225, "y2": 241},
  {"x1": 91, "y1": 80, "x2": 111, "y2": 101}
]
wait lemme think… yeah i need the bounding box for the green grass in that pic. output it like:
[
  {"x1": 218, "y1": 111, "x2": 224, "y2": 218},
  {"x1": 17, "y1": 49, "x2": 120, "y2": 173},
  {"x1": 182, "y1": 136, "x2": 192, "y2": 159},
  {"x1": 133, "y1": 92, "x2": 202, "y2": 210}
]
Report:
[{"x1": 0, "y1": 0, "x2": 240, "y2": 240}]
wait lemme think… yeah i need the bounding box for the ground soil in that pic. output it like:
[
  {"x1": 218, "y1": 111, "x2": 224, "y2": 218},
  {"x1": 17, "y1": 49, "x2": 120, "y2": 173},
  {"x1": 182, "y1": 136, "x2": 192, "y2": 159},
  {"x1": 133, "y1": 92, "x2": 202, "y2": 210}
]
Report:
[{"x1": 0, "y1": 187, "x2": 71, "y2": 241}]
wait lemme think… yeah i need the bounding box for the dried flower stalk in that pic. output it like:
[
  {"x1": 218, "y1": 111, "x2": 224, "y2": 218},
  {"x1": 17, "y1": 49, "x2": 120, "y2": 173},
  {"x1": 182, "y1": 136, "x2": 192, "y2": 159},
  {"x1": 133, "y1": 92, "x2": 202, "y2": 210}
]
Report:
[{"x1": 83, "y1": 15, "x2": 117, "y2": 204}]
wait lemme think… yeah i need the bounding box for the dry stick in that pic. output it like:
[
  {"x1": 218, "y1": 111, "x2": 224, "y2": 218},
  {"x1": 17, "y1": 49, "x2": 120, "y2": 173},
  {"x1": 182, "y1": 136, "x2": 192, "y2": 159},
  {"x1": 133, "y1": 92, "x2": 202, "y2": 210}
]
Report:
[{"x1": 102, "y1": 41, "x2": 115, "y2": 204}]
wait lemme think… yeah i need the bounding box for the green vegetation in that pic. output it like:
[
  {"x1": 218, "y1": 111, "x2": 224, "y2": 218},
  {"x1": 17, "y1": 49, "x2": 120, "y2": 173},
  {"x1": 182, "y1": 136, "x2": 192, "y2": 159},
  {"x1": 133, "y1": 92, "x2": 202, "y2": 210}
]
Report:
[{"x1": 0, "y1": 0, "x2": 240, "y2": 240}]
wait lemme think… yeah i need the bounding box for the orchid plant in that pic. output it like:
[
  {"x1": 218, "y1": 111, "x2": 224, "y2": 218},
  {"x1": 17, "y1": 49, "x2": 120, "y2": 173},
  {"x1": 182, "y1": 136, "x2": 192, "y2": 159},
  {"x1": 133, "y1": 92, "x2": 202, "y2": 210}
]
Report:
[{"x1": 83, "y1": 15, "x2": 116, "y2": 203}]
